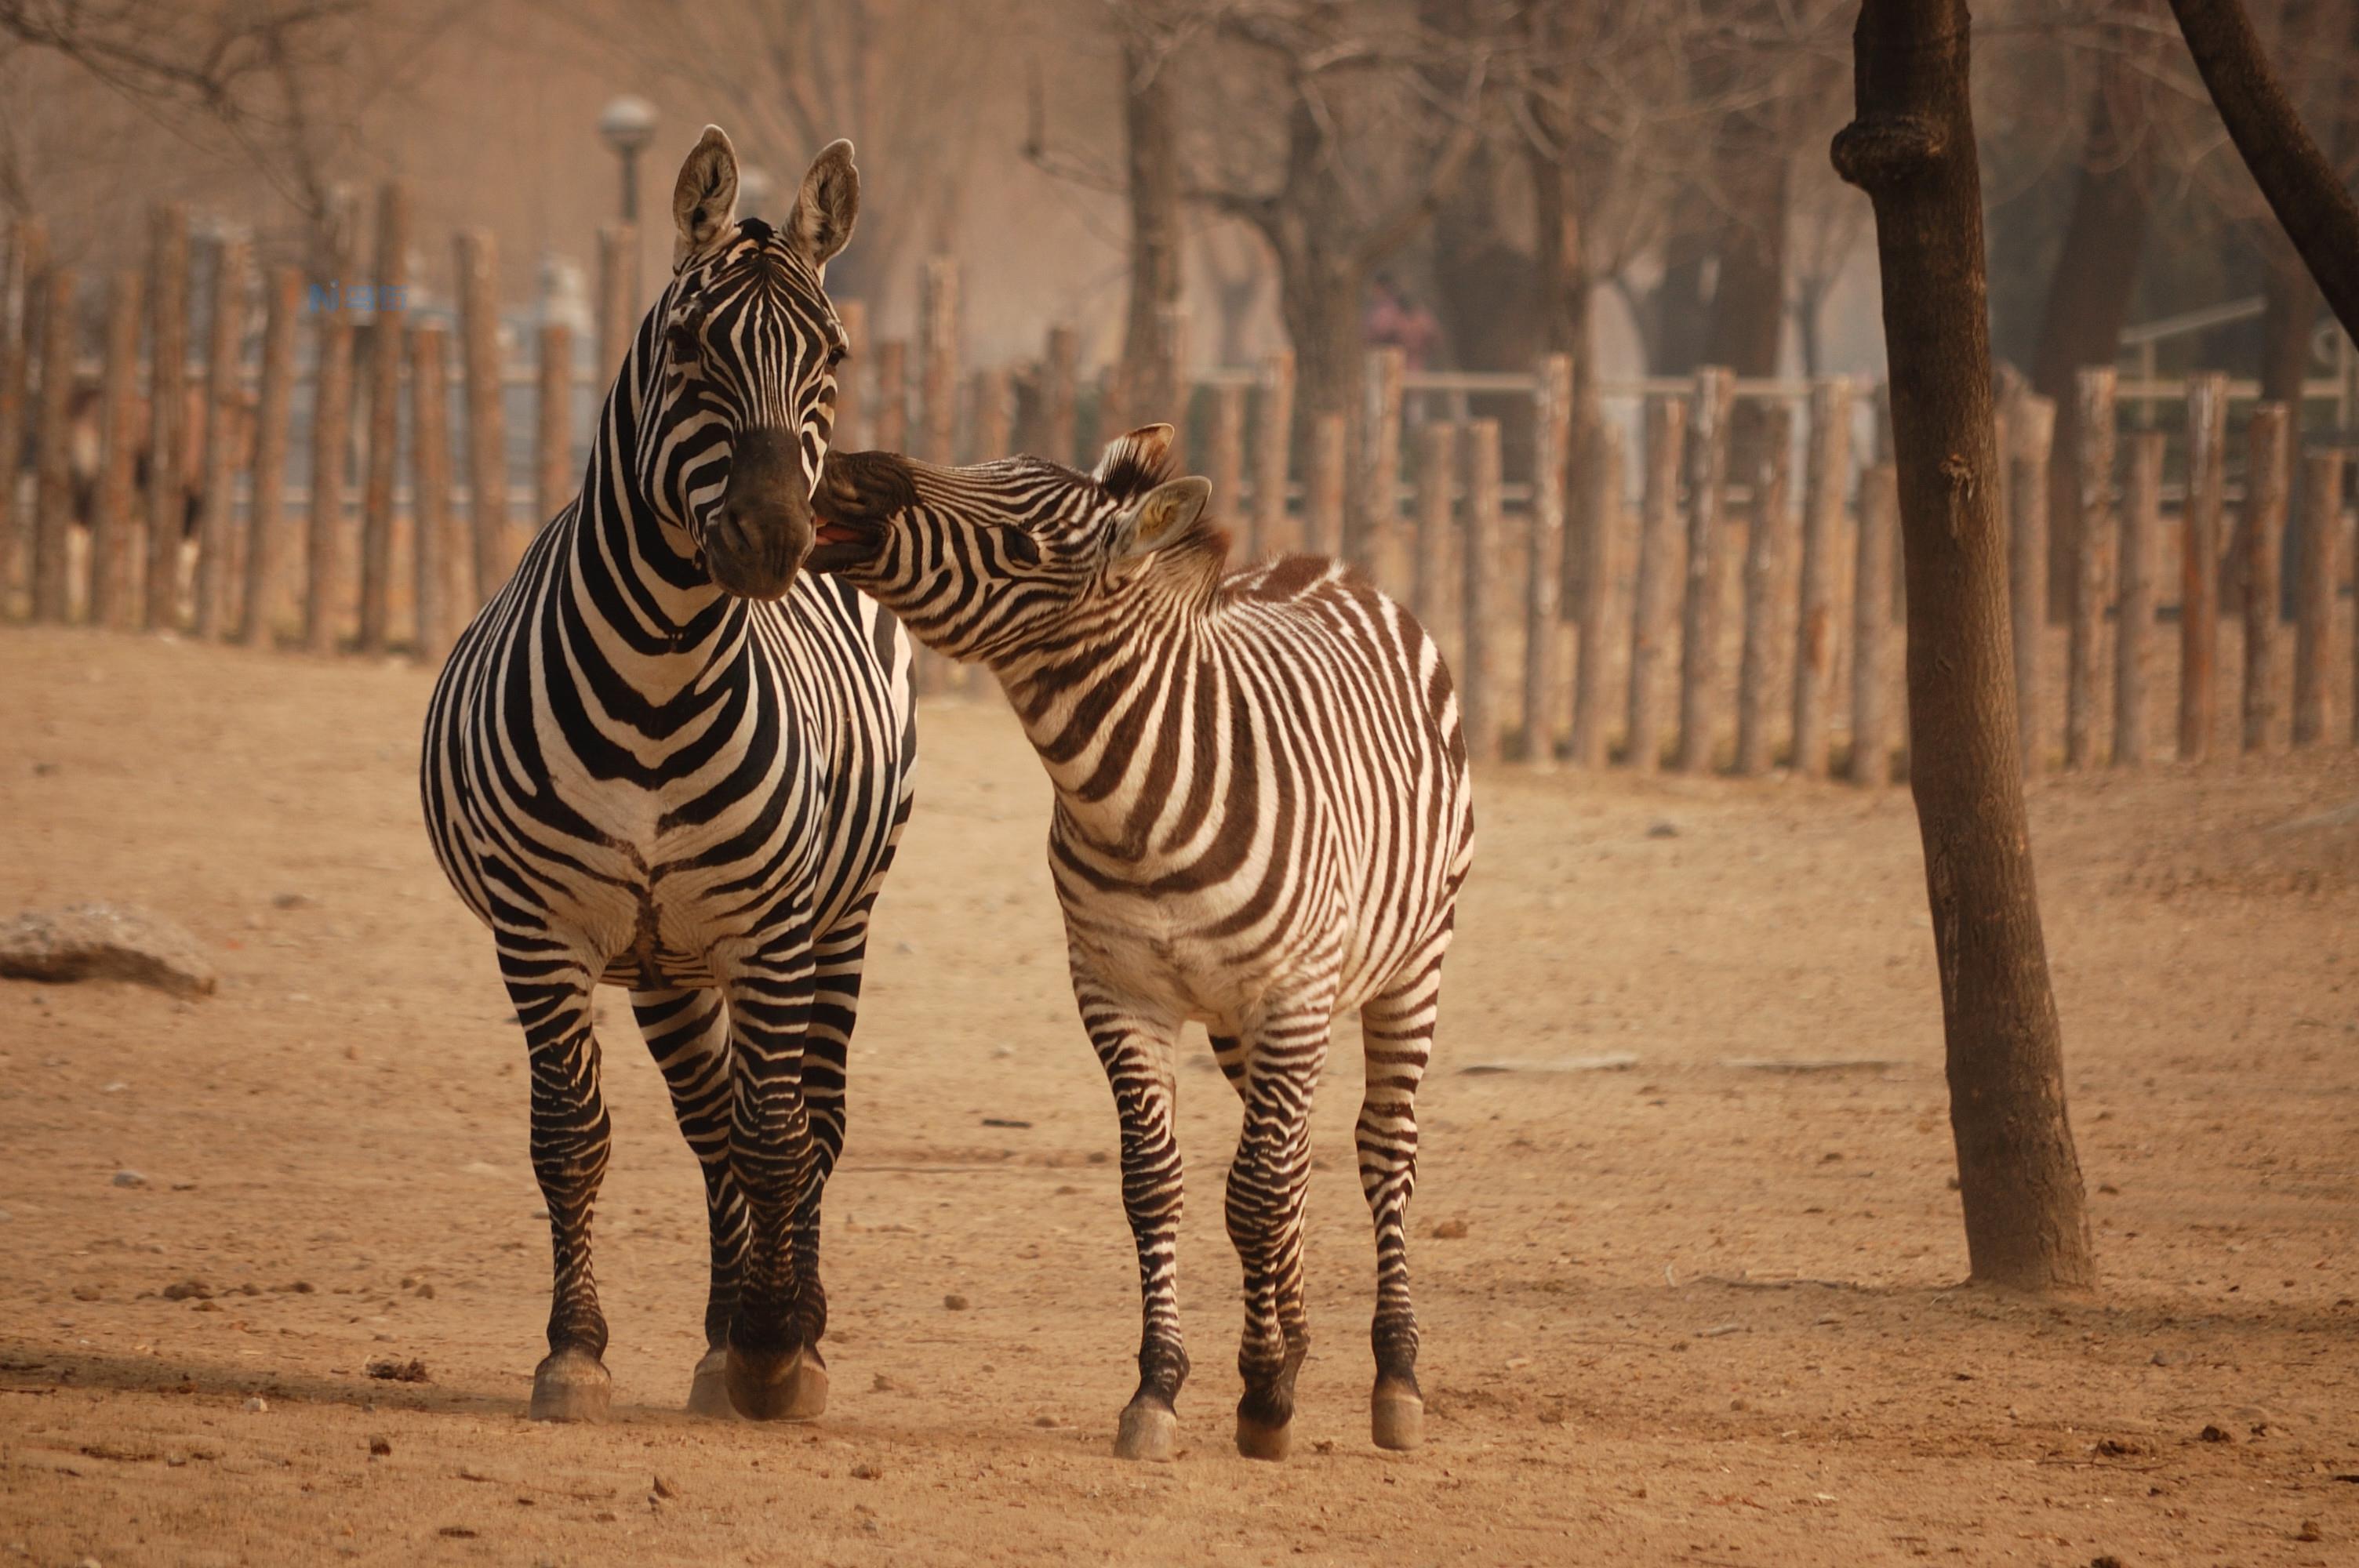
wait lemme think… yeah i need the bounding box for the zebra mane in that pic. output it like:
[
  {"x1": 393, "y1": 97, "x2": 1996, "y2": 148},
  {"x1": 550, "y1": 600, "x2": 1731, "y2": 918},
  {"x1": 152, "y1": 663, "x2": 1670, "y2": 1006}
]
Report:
[{"x1": 1095, "y1": 428, "x2": 1180, "y2": 503}]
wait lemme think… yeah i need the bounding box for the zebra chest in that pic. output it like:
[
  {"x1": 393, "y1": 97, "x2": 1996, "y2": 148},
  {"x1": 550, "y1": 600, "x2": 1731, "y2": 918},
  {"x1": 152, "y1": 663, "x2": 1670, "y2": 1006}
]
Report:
[{"x1": 1062, "y1": 899, "x2": 1261, "y2": 1029}]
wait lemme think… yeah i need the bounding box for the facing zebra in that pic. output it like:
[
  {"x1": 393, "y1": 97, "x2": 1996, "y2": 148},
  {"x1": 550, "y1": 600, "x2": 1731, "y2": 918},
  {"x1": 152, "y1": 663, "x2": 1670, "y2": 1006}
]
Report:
[
  {"x1": 420, "y1": 127, "x2": 914, "y2": 1424},
  {"x1": 813, "y1": 429, "x2": 1474, "y2": 1461}
]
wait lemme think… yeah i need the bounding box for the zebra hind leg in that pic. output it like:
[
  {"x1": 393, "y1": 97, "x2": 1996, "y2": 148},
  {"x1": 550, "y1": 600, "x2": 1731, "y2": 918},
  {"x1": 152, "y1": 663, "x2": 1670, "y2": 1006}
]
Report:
[
  {"x1": 501, "y1": 951, "x2": 615, "y2": 1422},
  {"x1": 1077, "y1": 981, "x2": 1188, "y2": 1461},
  {"x1": 1357, "y1": 951, "x2": 1443, "y2": 1450},
  {"x1": 631, "y1": 986, "x2": 746, "y2": 1417},
  {"x1": 787, "y1": 909, "x2": 875, "y2": 1365},
  {"x1": 1226, "y1": 1001, "x2": 1332, "y2": 1461}
]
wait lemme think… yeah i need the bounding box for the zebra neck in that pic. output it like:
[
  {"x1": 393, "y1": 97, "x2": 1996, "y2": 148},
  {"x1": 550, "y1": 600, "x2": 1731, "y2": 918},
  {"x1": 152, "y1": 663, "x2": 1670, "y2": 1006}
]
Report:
[{"x1": 998, "y1": 615, "x2": 1203, "y2": 826}]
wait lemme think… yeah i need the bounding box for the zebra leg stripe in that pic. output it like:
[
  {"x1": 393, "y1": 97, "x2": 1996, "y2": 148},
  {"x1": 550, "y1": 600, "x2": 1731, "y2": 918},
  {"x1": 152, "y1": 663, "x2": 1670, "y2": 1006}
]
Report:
[
  {"x1": 1227, "y1": 998, "x2": 1332, "y2": 1461},
  {"x1": 789, "y1": 906, "x2": 879, "y2": 1350},
  {"x1": 1359, "y1": 946, "x2": 1444, "y2": 1449},
  {"x1": 631, "y1": 985, "x2": 746, "y2": 1414}
]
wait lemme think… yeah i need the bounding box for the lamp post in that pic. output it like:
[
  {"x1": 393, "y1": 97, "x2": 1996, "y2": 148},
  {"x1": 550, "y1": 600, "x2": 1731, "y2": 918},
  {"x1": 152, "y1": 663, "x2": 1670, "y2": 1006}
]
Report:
[{"x1": 597, "y1": 96, "x2": 660, "y2": 225}]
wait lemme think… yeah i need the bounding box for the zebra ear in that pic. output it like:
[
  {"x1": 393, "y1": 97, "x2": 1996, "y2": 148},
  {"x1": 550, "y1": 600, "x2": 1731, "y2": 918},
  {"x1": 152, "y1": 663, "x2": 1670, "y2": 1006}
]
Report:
[
  {"x1": 1093, "y1": 424, "x2": 1176, "y2": 502},
  {"x1": 1114, "y1": 477, "x2": 1214, "y2": 561},
  {"x1": 673, "y1": 126, "x2": 740, "y2": 260},
  {"x1": 787, "y1": 140, "x2": 860, "y2": 270}
]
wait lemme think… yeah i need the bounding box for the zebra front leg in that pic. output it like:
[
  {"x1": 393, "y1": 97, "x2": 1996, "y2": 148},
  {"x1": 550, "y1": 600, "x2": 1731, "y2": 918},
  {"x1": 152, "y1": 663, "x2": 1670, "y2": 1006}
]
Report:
[
  {"x1": 1358, "y1": 956, "x2": 1442, "y2": 1450},
  {"x1": 502, "y1": 951, "x2": 615, "y2": 1422},
  {"x1": 720, "y1": 931, "x2": 827, "y2": 1421},
  {"x1": 783, "y1": 910, "x2": 874, "y2": 1359},
  {"x1": 1076, "y1": 976, "x2": 1189, "y2": 1461},
  {"x1": 631, "y1": 987, "x2": 747, "y2": 1417},
  {"x1": 1227, "y1": 1001, "x2": 1332, "y2": 1461}
]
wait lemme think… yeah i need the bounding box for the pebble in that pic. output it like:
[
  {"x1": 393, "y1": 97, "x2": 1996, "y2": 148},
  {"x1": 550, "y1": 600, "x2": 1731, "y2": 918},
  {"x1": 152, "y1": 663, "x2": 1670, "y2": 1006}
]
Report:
[
  {"x1": 1431, "y1": 1218, "x2": 1470, "y2": 1240},
  {"x1": 943, "y1": 1293, "x2": 970, "y2": 1312},
  {"x1": 112, "y1": 1170, "x2": 147, "y2": 1189},
  {"x1": 244, "y1": 1396, "x2": 268, "y2": 1413},
  {"x1": 368, "y1": 1435, "x2": 392, "y2": 1457},
  {"x1": 850, "y1": 1461, "x2": 884, "y2": 1479},
  {"x1": 1645, "y1": 821, "x2": 1680, "y2": 839},
  {"x1": 2150, "y1": 1348, "x2": 2180, "y2": 1367}
]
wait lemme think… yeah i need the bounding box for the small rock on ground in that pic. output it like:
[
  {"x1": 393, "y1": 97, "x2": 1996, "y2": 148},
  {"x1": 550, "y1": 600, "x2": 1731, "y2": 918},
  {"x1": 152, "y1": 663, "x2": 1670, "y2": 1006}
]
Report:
[{"x1": 0, "y1": 904, "x2": 216, "y2": 998}]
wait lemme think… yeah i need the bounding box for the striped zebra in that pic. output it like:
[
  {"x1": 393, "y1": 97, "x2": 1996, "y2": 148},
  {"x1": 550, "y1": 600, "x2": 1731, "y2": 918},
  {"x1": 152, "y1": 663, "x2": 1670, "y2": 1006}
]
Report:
[
  {"x1": 420, "y1": 127, "x2": 914, "y2": 1425},
  {"x1": 812, "y1": 428, "x2": 1474, "y2": 1461}
]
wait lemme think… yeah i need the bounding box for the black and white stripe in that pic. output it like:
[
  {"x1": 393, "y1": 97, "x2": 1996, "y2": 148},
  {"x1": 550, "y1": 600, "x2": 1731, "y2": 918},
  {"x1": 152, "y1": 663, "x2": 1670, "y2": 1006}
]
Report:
[
  {"x1": 815, "y1": 426, "x2": 1474, "y2": 1461},
  {"x1": 421, "y1": 129, "x2": 914, "y2": 1424}
]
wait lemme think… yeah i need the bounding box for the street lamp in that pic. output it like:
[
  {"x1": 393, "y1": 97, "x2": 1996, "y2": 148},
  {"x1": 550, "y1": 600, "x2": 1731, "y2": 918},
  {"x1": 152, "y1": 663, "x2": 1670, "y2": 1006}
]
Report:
[{"x1": 597, "y1": 96, "x2": 660, "y2": 226}]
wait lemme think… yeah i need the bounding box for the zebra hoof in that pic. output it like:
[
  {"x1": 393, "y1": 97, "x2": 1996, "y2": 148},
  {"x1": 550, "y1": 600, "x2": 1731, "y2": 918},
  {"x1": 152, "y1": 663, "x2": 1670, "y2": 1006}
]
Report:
[
  {"x1": 529, "y1": 1348, "x2": 611, "y2": 1423},
  {"x1": 725, "y1": 1342, "x2": 828, "y2": 1422},
  {"x1": 685, "y1": 1348, "x2": 739, "y2": 1418},
  {"x1": 1234, "y1": 1413, "x2": 1292, "y2": 1461},
  {"x1": 1371, "y1": 1381, "x2": 1424, "y2": 1450},
  {"x1": 1112, "y1": 1401, "x2": 1177, "y2": 1462}
]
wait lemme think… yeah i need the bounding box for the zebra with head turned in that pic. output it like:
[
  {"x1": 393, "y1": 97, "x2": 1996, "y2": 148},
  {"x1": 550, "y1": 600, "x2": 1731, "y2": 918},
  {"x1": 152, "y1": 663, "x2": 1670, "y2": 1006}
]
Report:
[
  {"x1": 421, "y1": 126, "x2": 914, "y2": 1425},
  {"x1": 812, "y1": 428, "x2": 1474, "y2": 1461}
]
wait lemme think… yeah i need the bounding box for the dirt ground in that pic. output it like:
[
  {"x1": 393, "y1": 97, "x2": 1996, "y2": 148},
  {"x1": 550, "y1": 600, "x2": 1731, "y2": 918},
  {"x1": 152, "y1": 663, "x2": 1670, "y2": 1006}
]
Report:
[{"x1": 1, "y1": 624, "x2": 2354, "y2": 1568}]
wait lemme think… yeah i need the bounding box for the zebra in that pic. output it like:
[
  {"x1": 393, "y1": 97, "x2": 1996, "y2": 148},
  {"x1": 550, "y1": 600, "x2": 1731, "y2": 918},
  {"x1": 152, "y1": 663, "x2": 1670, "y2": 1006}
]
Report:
[
  {"x1": 420, "y1": 125, "x2": 914, "y2": 1425},
  {"x1": 811, "y1": 427, "x2": 1474, "y2": 1461}
]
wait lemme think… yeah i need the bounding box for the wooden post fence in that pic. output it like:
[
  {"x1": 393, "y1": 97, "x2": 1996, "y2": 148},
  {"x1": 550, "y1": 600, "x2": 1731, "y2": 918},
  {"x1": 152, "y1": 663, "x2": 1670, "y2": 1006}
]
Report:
[
  {"x1": 1792, "y1": 378, "x2": 1852, "y2": 781},
  {"x1": 456, "y1": 230, "x2": 507, "y2": 605},
  {"x1": 2181, "y1": 372, "x2": 2228, "y2": 761},
  {"x1": 194, "y1": 238, "x2": 250, "y2": 638},
  {"x1": 2113, "y1": 430, "x2": 2161, "y2": 767},
  {"x1": 92, "y1": 269, "x2": 143, "y2": 628},
  {"x1": 2292, "y1": 448, "x2": 2344, "y2": 746},
  {"x1": 1461, "y1": 418, "x2": 1502, "y2": 764},
  {"x1": 1851, "y1": 463, "x2": 1898, "y2": 787},
  {"x1": 1252, "y1": 350, "x2": 1295, "y2": 558},
  {"x1": 410, "y1": 321, "x2": 453, "y2": 664},
  {"x1": 1523, "y1": 353, "x2": 1572, "y2": 768},
  {"x1": 238, "y1": 267, "x2": 299, "y2": 645},
  {"x1": 145, "y1": 204, "x2": 189, "y2": 631},
  {"x1": 1734, "y1": 401, "x2": 1795, "y2": 777},
  {"x1": 1568, "y1": 425, "x2": 1626, "y2": 769},
  {"x1": 2241, "y1": 402, "x2": 2290, "y2": 754},
  {"x1": 1209, "y1": 384, "x2": 1245, "y2": 540},
  {"x1": 835, "y1": 299, "x2": 869, "y2": 452},
  {"x1": 2008, "y1": 394, "x2": 2055, "y2": 776},
  {"x1": 305, "y1": 319, "x2": 355, "y2": 654},
  {"x1": 2065, "y1": 366, "x2": 2116, "y2": 769},
  {"x1": 1307, "y1": 412, "x2": 1346, "y2": 558},
  {"x1": 1627, "y1": 395, "x2": 1687, "y2": 775},
  {"x1": 533, "y1": 322, "x2": 574, "y2": 552},
  {"x1": 1412, "y1": 421, "x2": 1456, "y2": 631},
  {"x1": 30, "y1": 267, "x2": 74, "y2": 622},
  {"x1": 0, "y1": 218, "x2": 44, "y2": 611},
  {"x1": 1043, "y1": 324, "x2": 1079, "y2": 467},
  {"x1": 1676, "y1": 366, "x2": 1733, "y2": 774},
  {"x1": 596, "y1": 223, "x2": 637, "y2": 387},
  {"x1": 921, "y1": 256, "x2": 960, "y2": 466},
  {"x1": 1354, "y1": 346, "x2": 1404, "y2": 577},
  {"x1": 873, "y1": 339, "x2": 908, "y2": 452}
]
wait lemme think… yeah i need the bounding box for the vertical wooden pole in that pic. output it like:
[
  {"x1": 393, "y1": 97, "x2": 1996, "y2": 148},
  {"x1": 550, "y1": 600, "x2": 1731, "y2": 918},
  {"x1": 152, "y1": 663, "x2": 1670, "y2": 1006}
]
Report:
[
  {"x1": 1735, "y1": 401, "x2": 1797, "y2": 776},
  {"x1": 454, "y1": 230, "x2": 507, "y2": 604},
  {"x1": 834, "y1": 299, "x2": 869, "y2": 452},
  {"x1": 1041, "y1": 325, "x2": 1080, "y2": 466},
  {"x1": 2179, "y1": 372, "x2": 2227, "y2": 761},
  {"x1": 410, "y1": 321, "x2": 453, "y2": 664},
  {"x1": 1352, "y1": 346, "x2": 1405, "y2": 578},
  {"x1": 1208, "y1": 383, "x2": 1245, "y2": 535},
  {"x1": 1461, "y1": 418, "x2": 1502, "y2": 764},
  {"x1": 30, "y1": 269, "x2": 75, "y2": 623},
  {"x1": 596, "y1": 223, "x2": 638, "y2": 387},
  {"x1": 1523, "y1": 355, "x2": 1572, "y2": 766},
  {"x1": 145, "y1": 203, "x2": 190, "y2": 631},
  {"x1": 1627, "y1": 396, "x2": 1687, "y2": 775},
  {"x1": 0, "y1": 217, "x2": 45, "y2": 615},
  {"x1": 2112, "y1": 430, "x2": 2161, "y2": 766},
  {"x1": 1849, "y1": 463, "x2": 1898, "y2": 786},
  {"x1": 238, "y1": 267, "x2": 299, "y2": 645},
  {"x1": 1252, "y1": 349, "x2": 1296, "y2": 558},
  {"x1": 91, "y1": 269, "x2": 144, "y2": 628},
  {"x1": 2007, "y1": 394, "x2": 2055, "y2": 775},
  {"x1": 1412, "y1": 420, "x2": 1456, "y2": 630},
  {"x1": 1792, "y1": 378, "x2": 1852, "y2": 779},
  {"x1": 873, "y1": 339, "x2": 908, "y2": 451},
  {"x1": 2241, "y1": 401, "x2": 2290, "y2": 753},
  {"x1": 1675, "y1": 365, "x2": 1733, "y2": 773},
  {"x1": 2064, "y1": 366, "x2": 2116, "y2": 769},
  {"x1": 921, "y1": 256, "x2": 960, "y2": 466},
  {"x1": 2292, "y1": 448, "x2": 2343, "y2": 746},
  {"x1": 305, "y1": 319, "x2": 355, "y2": 653},
  {"x1": 194, "y1": 238, "x2": 250, "y2": 638},
  {"x1": 533, "y1": 321, "x2": 574, "y2": 557},
  {"x1": 356, "y1": 183, "x2": 408, "y2": 652},
  {"x1": 1307, "y1": 412, "x2": 1346, "y2": 558},
  {"x1": 1568, "y1": 424, "x2": 1627, "y2": 768},
  {"x1": 970, "y1": 366, "x2": 1012, "y2": 461}
]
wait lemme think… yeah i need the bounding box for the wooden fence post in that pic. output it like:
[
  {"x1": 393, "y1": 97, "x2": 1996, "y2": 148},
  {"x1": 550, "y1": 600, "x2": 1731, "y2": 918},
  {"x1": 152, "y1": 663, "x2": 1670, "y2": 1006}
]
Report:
[
  {"x1": 2113, "y1": 430, "x2": 2161, "y2": 767},
  {"x1": 2292, "y1": 448, "x2": 2344, "y2": 746},
  {"x1": 455, "y1": 230, "x2": 507, "y2": 605},
  {"x1": 305, "y1": 318, "x2": 355, "y2": 653},
  {"x1": 921, "y1": 256, "x2": 960, "y2": 465},
  {"x1": 410, "y1": 321, "x2": 453, "y2": 664},
  {"x1": 2180, "y1": 372, "x2": 2227, "y2": 761},
  {"x1": 1307, "y1": 412, "x2": 1346, "y2": 558},
  {"x1": 1792, "y1": 378, "x2": 1852, "y2": 780},
  {"x1": 2241, "y1": 402, "x2": 2290, "y2": 754},
  {"x1": 1412, "y1": 420, "x2": 1456, "y2": 630},
  {"x1": 1850, "y1": 463, "x2": 1898, "y2": 786},
  {"x1": 1627, "y1": 395, "x2": 1687, "y2": 775},
  {"x1": 1252, "y1": 349, "x2": 1295, "y2": 557},
  {"x1": 2064, "y1": 366, "x2": 2116, "y2": 769},
  {"x1": 194, "y1": 237, "x2": 250, "y2": 639},
  {"x1": 238, "y1": 267, "x2": 300, "y2": 645},
  {"x1": 533, "y1": 321, "x2": 574, "y2": 557},
  {"x1": 1461, "y1": 418, "x2": 1502, "y2": 764},
  {"x1": 1042, "y1": 324, "x2": 1079, "y2": 466},
  {"x1": 596, "y1": 223, "x2": 637, "y2": 386},
  {"x1": 0, "y1": 217, "x2": 44, "y2": 615},
  {"x1": 834, "y1": 299, "x2": 868, "y2": 452},
  {"x1": 2008, "y1": 394, "x2": 2055, "y2": 775},
  {"x1": 1568, "y1": 424, "x2": 1626, "y2": 768},
  {"x1": 145, "y1": 203, "x2": 190, "y2": 631},
  {"x1": 1735, "y1": 401, "x2": 1796, "y2": 777},
  {"x1": 1524, "y1": 354, "x2": 1572, "y2": 768},
  {"x1": 31, "y1": 268, "x2": 75, "y2": 623},
  {"x1": 873, "y1": 339, "x2": 908, "y2": 452},
  {"x1": 1208, "y1": 383, "x2": 1245, "y2": 535},
  {"x1": 91, "y1": 269, "x2": 144, "y2": 628},
  {"x1": 1675, "y1": 365, "x2": 1733, "y2": 773},
  {"x1": 1353, "y1": 346, "x2": 1405, "y2": 579},
  {"x1": 970, "y1": 365, "x2": 1012, "y2": 462},
  {"x1": 357, "y1": 183, "x2": 408, "y2": 652}
]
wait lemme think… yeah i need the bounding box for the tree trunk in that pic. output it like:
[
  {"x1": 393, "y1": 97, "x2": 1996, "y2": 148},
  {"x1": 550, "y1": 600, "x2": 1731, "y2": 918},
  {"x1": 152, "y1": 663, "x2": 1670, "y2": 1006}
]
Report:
[
  {"x1": 1277, "y1": 248, "x2": 1365, "y2": 433},
  {"x1": 1833, "y1": 0, "x2": 2096, "y2": 1294},
  {"x1": 1118, "y1": 31, "x2": 1184, "y2": 425},
  {"x1": 2034, "y1": 20, "x2": 2154, "y2": 622},
  {"x1": 1703, "y1": 152, "x2": 1790, "y2": 381},
  {"x1": 1532, "y1": 139, "x2": 1603, "y2": 618},
  {"x1": 2255, "y1": 0, "x2": 2328, "y2": 406},
  {"x1": 2169, "y1": 0, "x2": 2359, "y2": 342}
]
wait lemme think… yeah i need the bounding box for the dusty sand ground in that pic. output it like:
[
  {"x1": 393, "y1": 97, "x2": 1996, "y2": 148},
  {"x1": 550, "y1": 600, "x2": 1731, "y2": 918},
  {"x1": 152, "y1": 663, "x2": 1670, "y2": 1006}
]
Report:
[{"x1": 1, "y1": 625, "x2": 2354, "y2": 1567}]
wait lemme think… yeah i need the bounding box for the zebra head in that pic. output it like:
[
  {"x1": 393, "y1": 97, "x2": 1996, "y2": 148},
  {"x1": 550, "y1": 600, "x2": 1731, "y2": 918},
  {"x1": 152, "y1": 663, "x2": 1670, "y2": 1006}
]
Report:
[
  {"x1": 647, "y1": 126, "x2": 859, "y2": 601},
  {"x1": 812, "y1": 426, "x2": 1220, "y2": 664}
]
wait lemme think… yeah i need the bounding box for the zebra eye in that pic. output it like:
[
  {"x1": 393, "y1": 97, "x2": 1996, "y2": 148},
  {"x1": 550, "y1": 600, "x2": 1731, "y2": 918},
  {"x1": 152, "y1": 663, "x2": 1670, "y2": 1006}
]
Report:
[
  {"x1": 999, "y1": 529, "x2": 1040, "y2": 569},
  {"x1": 826, "y1": 343, "x2": 848, "y2": 370}
]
